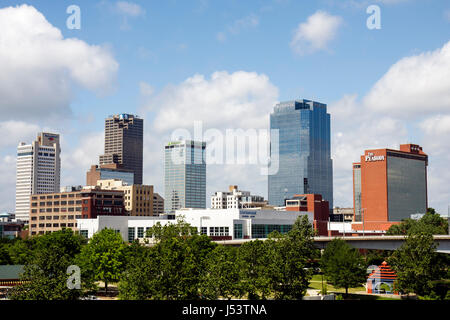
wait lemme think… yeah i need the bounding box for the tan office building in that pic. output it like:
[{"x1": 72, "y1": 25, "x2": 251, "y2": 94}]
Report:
[
  {"x1": 153, "y1": 193, "x2": 164, "y2": 215},
  {"x1": 29, "y1": 187, "x2": 126, "y2": 236},
  {"x1": 97, "y1": 179, "x2": 156, "y2": 216}
]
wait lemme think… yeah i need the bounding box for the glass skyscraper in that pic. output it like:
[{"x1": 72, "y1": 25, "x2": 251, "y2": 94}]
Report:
[
  {"x1": 164, "y1": 140, "x2": 206, "y2": 213},
  {"x1": 268, "y1": 99, "x2": 333, "y2": 209}
]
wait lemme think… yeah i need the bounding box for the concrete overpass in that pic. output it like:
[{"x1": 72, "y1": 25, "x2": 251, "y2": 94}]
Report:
[{"x1": 215, "y1": 235, "x2": 450, "y2": 254}]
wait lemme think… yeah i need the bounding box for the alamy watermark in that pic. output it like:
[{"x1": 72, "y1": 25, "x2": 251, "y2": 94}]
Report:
[
  {"x1": 66, "y1": 5, "x2": 81, "y2": 30},
  {"x1": 67, "y1": 265, "x2": 81, "y2": 289},
  {"x1": 367, "y1": 5, "x2": 381, "y2": 30},
  {"x1": 169, "y1": 121, "x2": 279, "y2": 176}
]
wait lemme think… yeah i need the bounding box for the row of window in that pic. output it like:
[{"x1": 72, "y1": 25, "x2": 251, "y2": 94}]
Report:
[
  {"x1": 31, "y1": 223, "x2": 75, "y2": 228},
  {"x1": 32, "y1": 200, "x2": 84, "y2": 206},
  {"x1": 31, "y1": 207, "x2": 83, "y2": 213},
  {"x1": 32, "y1": 194, "x2": 79, "y2": 200},
  {"x1": 30, "y1": 215, "x2": 80, "y2": 221}
]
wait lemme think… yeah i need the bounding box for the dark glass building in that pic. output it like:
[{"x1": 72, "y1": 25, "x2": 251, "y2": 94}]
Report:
[
  {"x1": 268, "y1": 99, "x2": 333, "y2": 209},
  {"x1": 99, "y1": 114, "x2": 143, "y2": 184}
]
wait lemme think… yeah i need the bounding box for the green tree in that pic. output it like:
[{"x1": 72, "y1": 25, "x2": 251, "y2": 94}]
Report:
[
  {"x1": 0, "y1": 242, "x2": 12, "y2": 264},
  {"x1": 200, "y1": 245, "x2": 243, "y2": 299},
  {"x1": 77, "y1": 228, "x2": 127, "y2": 294},
  {"x1": 321, "y1": 238, "x2": 366, "y2": 296},
  {"x1": 388, "y1": 232, "x2": 445, "y2": 296},
  {"x1": 265, "y1": 215, "x2": 318, "y2": 299},
  {"x1": 386, "y1": 208, "x2": 448, "y2": 235},
  {"x1": 119, "y1": 218, "x2": 216, "y2": 300},
  {"x1": 9, "y1": 229, "x2": 86, "y2": 300},
  {"x1": 118, "y1": 245, "x2": 159, "y2": 300},
  {"x1": 238, "y1": 240, "x2": 271, "y2": 300},
  {"x1": 8, "y1": 238, "x2": 36, "y2": 264},
  {"x1": 364, "y1": 249, "x2": 388, "y2": 266}
]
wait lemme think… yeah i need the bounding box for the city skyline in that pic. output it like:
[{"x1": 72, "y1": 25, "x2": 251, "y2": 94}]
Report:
[{"x1": 0, "y1": 1, "x2": 450, "y2": 216}]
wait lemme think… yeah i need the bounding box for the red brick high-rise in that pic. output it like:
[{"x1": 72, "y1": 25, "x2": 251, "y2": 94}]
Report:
[{"x1": 352, "y1": 144, "x2": 428, "y2": 232}]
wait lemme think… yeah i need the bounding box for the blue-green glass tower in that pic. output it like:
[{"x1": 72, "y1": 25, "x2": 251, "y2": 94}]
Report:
[
  {"x1": 164, "y1": 140, "x2": 206, "y2": 213},
  {"x1": 268, "y1": 99, "x2": 333, "y2": 209}
]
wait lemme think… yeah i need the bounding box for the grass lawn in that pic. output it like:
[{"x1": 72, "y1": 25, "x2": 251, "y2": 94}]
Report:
[{"x1": 308, "y1": 274, "x2": 399, "y2": 300}]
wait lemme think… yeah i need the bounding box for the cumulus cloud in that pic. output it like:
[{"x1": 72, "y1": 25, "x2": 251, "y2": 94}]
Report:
[
  {"x1": 0, "y1": 4, "x2": 118, "y2": 121},
  {"x1": 290, "y1": 11, "x2": 343, "y2": 56},
  {"x1": 140, "y1": 70, "x2": 279, "y2": 203},
  {"x1": 364, "y1": 41, "x2": 450, "y2": 117},
  {"x1": 330, "y1": 40, "x2": 450, "y2": 215},
  {"x1": 60, "y1": 131, "x2": 104, "y2": 187},
  {"x1": 142, "y1": 71, "x2": 279, "y2": 132},
  {"x1": 0, "y1": 155, "x2": 16, "y2": 213},
  {"x1": 0, "y1": 121, "x2": 41, "y2": 148}
]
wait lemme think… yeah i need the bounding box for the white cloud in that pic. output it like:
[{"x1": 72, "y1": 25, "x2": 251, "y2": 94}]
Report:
[
  {"x1": 0, "y1": 155, "x2": 16, "y2": 213},
  {"x1": 228, "y1": 14, "x2": 259, "y2": 34},
  {"x1": 140, "y1": 70, "x2": 279, "y2": 203},
  {"x1": 330, "y1": 40, "x2": 450, "y2": 215},
  {"x1": 139, "y1": 82, "x2": 154, "y2": 97},
  {"x1": 420, "y1": 115, "x2": 450, "y2": 136},
  {"x1": 216, "y1": 32, "x2": 227, "y2": 42},
  {"x1": 376, "y1": 0, "x2": 410, "y2": 4},
  {"x1": 0, "y1": 121, "x2": 41, "y2": 148},
  {"x1": 364, "y1": 41, "x2": 450, "y2": 117},
  {"x1": 142, "y1": 71, "x2": 279, "y2": 133},
  {"x1": 60, "y1": 131, "x2": 104, "y2": 187},
  {"x1": 217, "y1": 14, "x2": 259, "y2": 42},
  {"x1": 0, "y1": 4, "x2": 118, "y2": 121},
  {"x1": 445, "y1": 9, "x2": 450, "y2": 22},
  {"x1": 290, "y1": 10, "x2": 343, "y2": 56},
  {"x1": 115, "y1": 1, "x2": 145, "y2": 17}
]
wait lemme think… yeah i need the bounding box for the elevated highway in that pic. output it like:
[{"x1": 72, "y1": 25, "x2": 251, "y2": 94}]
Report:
[{"x1": 215, "y1": 235, "x2": 450, "y2": 254}]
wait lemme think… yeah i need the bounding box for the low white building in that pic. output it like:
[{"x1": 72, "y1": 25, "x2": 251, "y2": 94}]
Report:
[
  {"x1": 211, "y1": 185, "x2": 266, "y2": 209},
  {"x1": 77, "y1": 215, "x2": 172, "y2": 242},
  {"x1": 179, "y1": 208, "x2": 313, "y2": 239},
  {"x1": 77, "y1": 208, "x2": 313, "y2": 242}
]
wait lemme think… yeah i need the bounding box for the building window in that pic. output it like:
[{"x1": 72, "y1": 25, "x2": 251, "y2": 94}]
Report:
[
  {"x1": 200, "y1": 227, "x2": 207, "y2": 235},
  {"x1": 234, "y1": 224, "x2": 243, "y2": 239},
  {"x1": 80, "y1": 230, "x2": 88, "y2": 238},
  {"x1": 128, "y1": 227, "x2": 135, "y2": 242},
  {"x1": 251, "y1": 224, "x2": 292, "y2": 239},
  {"x1": 137, "y1": 227, "x2": 144, "y2": 238}
]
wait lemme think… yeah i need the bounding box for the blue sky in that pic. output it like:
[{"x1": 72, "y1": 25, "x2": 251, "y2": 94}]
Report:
[{"x1": 0, "y1": 0, "x2": 449, "y2": 215}]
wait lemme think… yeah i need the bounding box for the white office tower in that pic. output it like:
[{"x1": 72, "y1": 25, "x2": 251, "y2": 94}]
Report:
[{"x1": 15, "y1": 132, "x2": 61, "y2": 223}]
